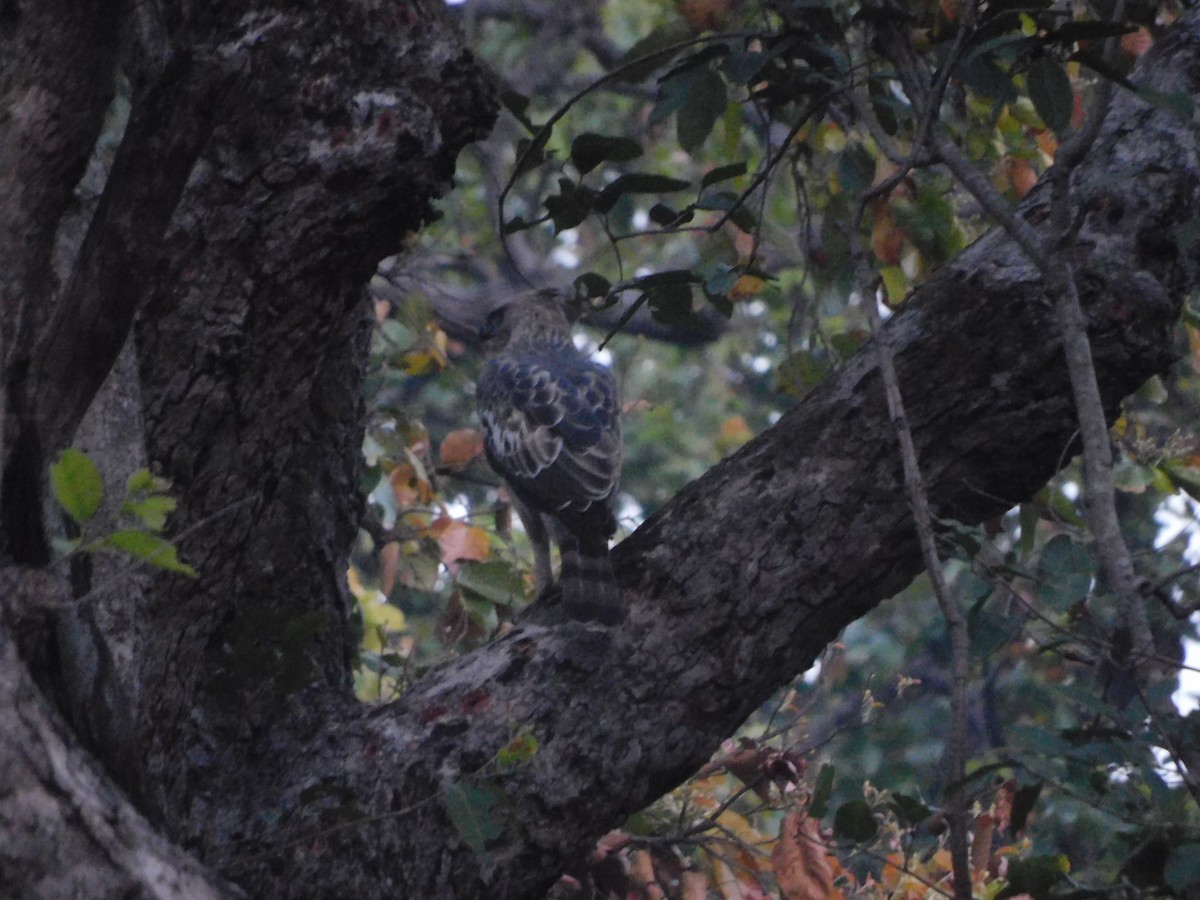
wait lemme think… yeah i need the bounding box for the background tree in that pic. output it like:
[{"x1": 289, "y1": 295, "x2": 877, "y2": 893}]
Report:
[{"x1": 2, "y1": 1, "x2": 1199, "y2": 898}]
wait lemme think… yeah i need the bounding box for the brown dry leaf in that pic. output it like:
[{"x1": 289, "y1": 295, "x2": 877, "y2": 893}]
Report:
[
  {"x1": 677, "y1": 0, "x2": 732, "y2": 31},
  {"x1": 682, "y1": 870, "x2": 711, "y2": 900},
  {"x1": 1008, "y1": 158, "x2": 1038, "y2": 198},
  {"x1": 772, "y1": 810, "x2": 834, "y2": 900},
  {"x1": 993, "y1": 778, "x2": 1016, "y2": 833},
  {"x1": 430, "y1": 518, "x2": 490, "y2": 568},
  {"x1": 627, "y1": 849, "x2": 665, "y2": 899},
  {"x1": 590, "y1": 829, "x2": 630, "y2": 863},
  {"x1": 972, "y1": 812, "x2": 994, "y2": 880},
  {"x1": 712, "y1": 857, "x2": 770, "y2": 900},
  {"x1": 871, "y1": 204, "x2": 904, "y2": 266},
  {"x1": 439, "y1": 428, "x2": 484, "y2": 470},
  {"x1": 379, "y1": 541, "x2": 401, "y2": 596}
]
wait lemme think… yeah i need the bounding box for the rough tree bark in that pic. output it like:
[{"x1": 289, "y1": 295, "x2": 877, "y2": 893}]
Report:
[{"x1": 2, "y1": 4, "x2": 1199, "y2": 900}]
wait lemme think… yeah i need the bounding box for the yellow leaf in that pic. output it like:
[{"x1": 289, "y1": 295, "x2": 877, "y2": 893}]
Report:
[
  {"x1": 398, "y1": 348, "x2": 445, "y2": 376},
  {"x1": 880, "y1": 266, "x2": 909, "y2": 305},
  {"x1": 390, "y1": 462, "x2": 432, "y2": 506},
  {"x1": 730, "y1": 275, "x2": 767, "y2": 301}
]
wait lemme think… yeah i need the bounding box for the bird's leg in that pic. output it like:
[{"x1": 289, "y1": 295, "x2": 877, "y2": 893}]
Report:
[{"x1": 511, "y1": 494, "x2": 554, "y2": 596}]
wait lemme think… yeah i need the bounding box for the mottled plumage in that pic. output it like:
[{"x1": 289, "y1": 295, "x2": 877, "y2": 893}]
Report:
[{"x1": 476, "y1": 291, "x2": 623, "y2": 624}]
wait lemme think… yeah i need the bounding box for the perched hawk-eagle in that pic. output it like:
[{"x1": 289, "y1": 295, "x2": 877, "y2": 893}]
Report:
[{"x1": 476, "y1": 290, "x2": 623, "y2": 624}]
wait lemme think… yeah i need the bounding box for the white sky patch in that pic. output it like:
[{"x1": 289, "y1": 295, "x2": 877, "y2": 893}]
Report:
[
  {"x1": 552, "y1": 229, "x2": 580, "y2": 269},
  {"x1": 1155, "y1": 493, "x2": 1200, "y2": 715},
  {"x1": 632, "y1": 208, "x2": 650, "y2": 230},
  {"x1": 750, "y1": 355, "x2": 771, "y2": 374}
]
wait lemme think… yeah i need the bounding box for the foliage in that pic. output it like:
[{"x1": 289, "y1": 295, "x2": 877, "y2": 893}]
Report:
[
  {"x1": 350, "y1": 0, "x2": 1200, "y2": 894},
  {"x1": 49, "y1": 449, "x2": 195, "y2": 576}
]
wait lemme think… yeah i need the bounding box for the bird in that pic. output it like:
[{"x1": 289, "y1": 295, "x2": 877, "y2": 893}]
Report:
[{"x1": 475, "y1": 290, "x2": 623, "y2": 625}]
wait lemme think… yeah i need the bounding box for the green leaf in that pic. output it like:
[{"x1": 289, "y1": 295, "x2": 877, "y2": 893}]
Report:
[
  {"x1": 595, "y1": 173, "x2": 691, "y2": 213},
  {"x1": 50, "y1": 449, "x2": 104, "y2": 526},
  {"x1": 701, "y1": 161, "x2": 747, "y2": 188},
  {"x1": 836, "y1": 145, "x2": 875, "y2": 195},
  {"x1": 960, "y1": 54, "x2": 1018, "y2": 103},
  {"x1": 887, "y1": 793, "x2": 932, "y2": 827},
  {"x1": 544, "y1": 178, "x2": 595, "y2": 232},
  {"x1": 443, "y1": 780, "x2": 508, "y2": 860},
  {"x1": 809, "y1": 764, "x2": 835, "y2": 819},
  {"x1": 571, "y1": 133, "x2": 643, "y2": 176},
  {"x1": 573, "y1": 272, "x2": 613, "y2": 301},
  {"x1": 648, "y1": 203, "x2": 683, "y2": 226},
  {"x1": 101, "y1": 530, "x2": 196, "y2": 576},
  {"x1": 1036, "y1": 534, "x2": 1093, "y2": 612},
  {"x1": 702, "y1": 266, "x2": 741, "y2": 298},
  {"x1": 997, "y1": 854, "x2": 1068, "y2": 899},
  {"x1": 1027, "y1": 55, "x2": 1073, "y2": 134},
  {"x1": 497, "y1": 731, "x2": 539, "y2": 768},
  {"x1": 513, "y1": 134, "x2": 550, "y2": 177},
  {"x1": 1137, "y1": 86, "x2": 1195, "y2": 122},
  {"x1": 500, "y1": 89, "x2": 539, "y2": 135},
  {"x1": 1165, "y1": 843, "x2": 1200, "y2": 893},
  {"x1": 456, "y1": 560, "x2": 526, "y2": 607},
  {"x1": 121, "y1": 495, "x2": 177, "y2": 532},
  {"x1": 678, "y1": 68, "x2": 727, "y2": 154},
  {"x1": 832, "y1": 800, "x2": 878, "y2": 843},
  {"x1": 616, "y1": 21, "x2": 693, "y2": 83},
  {"x1": 645, "y1": 283, "x2": 694, "y2": 324},
  {"x1": 125, "y1": 467, "x2": 157, "y2": 493}
]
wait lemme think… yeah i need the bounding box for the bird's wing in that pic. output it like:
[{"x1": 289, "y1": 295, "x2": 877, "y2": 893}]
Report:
[{"x1": 477, "y1": 350, "x2": 621, "y2": 520}]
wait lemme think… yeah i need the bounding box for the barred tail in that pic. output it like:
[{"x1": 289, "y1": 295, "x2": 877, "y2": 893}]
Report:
[{"x1": 559, "y1": 532, "x2": 623, "y2": 625}]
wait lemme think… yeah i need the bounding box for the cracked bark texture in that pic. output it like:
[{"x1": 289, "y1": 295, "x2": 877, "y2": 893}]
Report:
[{"x1": 2, "y1": 3, "x2": 1200, "y2": 899}]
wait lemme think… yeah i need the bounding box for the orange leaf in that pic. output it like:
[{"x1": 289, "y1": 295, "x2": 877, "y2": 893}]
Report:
[
  {"x1": 432, "y1": 518, "x2": 490, "y2": 568},
  {"x1": 730, "y1": 275, "x2": 767, "y2": 301},
  {"x1": 379, "y1": 541, "x2": 401, "y2": 596},
  {"x1": 772, "y1": 810, "x2": 835, "y2": 900},
  {"x1": 1035, "y1": 129, "x2": 1058, "y2": 159},
  {"x1": 389, "y1": 463, "x2": 432, "y2": 506},
  {"x1": 1009, "y1": 159, "x2": 1038, "y2": 198},
  {"x1": 871, "y1": 205, "x2": 904, "y2": 265},
  {"x1": 439, "y1": 428, "x2": 484, "y2": 470}
]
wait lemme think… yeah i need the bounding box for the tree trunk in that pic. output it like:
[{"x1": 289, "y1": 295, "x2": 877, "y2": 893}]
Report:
[{"x1": 3, "y1": 3, "x2": 1200, "y2": 899}]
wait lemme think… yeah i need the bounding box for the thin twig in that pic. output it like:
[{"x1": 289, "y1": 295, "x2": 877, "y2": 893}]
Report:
[{"x1": 848, "y1": 7, "x2": 981, "y2": 894}]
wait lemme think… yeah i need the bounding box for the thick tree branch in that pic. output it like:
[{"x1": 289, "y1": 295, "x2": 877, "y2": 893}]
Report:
[{"x1": 198, "y1": 13, "x2": 1200, "y2": 897}]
